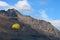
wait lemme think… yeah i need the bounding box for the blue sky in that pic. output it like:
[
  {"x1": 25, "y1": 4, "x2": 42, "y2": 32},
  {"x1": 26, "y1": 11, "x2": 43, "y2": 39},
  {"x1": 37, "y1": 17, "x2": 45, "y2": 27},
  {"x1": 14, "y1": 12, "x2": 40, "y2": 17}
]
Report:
[
  {"x1": 1, "y1": 0, "x2": 18, "y2": 5},
  {"x1": 0, "y1": 0, "x2": 60, "y2": 30},
  {"x1": 0, "y1": 0, "x2": 60, "y2": 20}
]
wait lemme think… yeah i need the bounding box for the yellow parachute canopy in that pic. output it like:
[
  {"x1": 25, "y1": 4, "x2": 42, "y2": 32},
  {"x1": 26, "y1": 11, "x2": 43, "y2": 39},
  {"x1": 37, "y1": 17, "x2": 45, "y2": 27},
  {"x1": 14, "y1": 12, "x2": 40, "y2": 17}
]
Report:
[{"x1": 12, "y1": 23, "x2": 20, "y2": 30}]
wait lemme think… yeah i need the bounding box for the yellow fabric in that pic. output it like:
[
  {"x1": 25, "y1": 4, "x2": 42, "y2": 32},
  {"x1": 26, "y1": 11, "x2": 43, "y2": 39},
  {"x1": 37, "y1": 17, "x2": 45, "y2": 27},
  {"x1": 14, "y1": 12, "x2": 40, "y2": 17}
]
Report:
[{"x1": 12, "y1": 23, "x2": 20, "y2": 30}]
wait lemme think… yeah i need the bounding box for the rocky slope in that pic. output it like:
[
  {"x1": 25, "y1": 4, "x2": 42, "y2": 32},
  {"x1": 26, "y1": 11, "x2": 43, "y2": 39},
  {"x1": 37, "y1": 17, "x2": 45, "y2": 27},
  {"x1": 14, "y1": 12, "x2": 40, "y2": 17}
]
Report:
[{"x1": 0, "y1": 9, "x2": 60, "y2": 40}]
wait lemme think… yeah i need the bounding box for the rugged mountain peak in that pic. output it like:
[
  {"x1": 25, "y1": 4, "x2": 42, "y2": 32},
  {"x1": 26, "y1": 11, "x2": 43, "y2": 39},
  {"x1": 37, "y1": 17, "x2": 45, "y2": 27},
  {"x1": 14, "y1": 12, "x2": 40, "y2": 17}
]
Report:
[
  {"x1": 7, "y1": 9, "x2": 17, "y2": 11},
  {"x1": 7, "y1": 9, "x2": 22, "y2": 16},
  {"x1": 0, "y1": 9, "x2": 59, "y2": 34},
  {"x1": 0, "y1": 9, "x2": 60, "y2": 40},
  {"x1": 0, "y1": 9, "x2": 21, "y2": 17}
]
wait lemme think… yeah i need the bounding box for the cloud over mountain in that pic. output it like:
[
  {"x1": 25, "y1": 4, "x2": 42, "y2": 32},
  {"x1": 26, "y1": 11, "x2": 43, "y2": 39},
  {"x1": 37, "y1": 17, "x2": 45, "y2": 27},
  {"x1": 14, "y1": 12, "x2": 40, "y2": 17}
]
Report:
[{"x1": 0, "y1": 0, "x2": 60, "y2": 30}]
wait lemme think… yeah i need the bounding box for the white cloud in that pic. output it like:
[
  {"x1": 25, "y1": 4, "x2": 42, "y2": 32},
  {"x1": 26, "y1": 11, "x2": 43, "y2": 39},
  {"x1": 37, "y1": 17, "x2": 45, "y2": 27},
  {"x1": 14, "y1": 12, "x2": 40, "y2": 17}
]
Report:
[
  {"x1": 39, "y1": 9, "x2": 60, "y2": 30},
  {"x1": 0, "y1": 0, "x2": 32, "y2": 11},
  {"x1": 15, "y1": 0, "x2": 31, "y2": 11},
  {"x1": 0, "y1": 0, "x2": 33, "y2": 13},
  {"x1": 40, "y1": 9, "x2": 48, "y2": 18},
  {"x1": 51, "y1": 20, "x2": 60, "y2": 30},
  {"x1": 0, "y1": 1, "x2": 9, "y2": 6},
  {"x1": 14, "y1": 0, "x2": 33, "y2": 14},
  {"x1": 39, "y1": 9, "x2": 52, "y2": 22},
  {"x1": 51, "y1": 20, "x2": 60, "y2": 26}
]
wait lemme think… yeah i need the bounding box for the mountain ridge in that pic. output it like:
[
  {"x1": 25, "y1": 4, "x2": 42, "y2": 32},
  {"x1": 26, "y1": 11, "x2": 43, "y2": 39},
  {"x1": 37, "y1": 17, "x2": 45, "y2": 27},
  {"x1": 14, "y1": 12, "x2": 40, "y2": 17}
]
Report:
[{"x1": 0, "y1": 9, "x2": 60, "y2": 40}]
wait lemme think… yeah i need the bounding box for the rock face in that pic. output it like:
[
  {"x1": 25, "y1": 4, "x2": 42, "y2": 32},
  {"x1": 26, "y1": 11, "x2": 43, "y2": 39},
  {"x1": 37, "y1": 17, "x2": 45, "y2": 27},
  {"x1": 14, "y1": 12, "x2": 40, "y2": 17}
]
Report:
[{"x1": 0, "y1": 9, "x2": 60, "y2": 40}]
